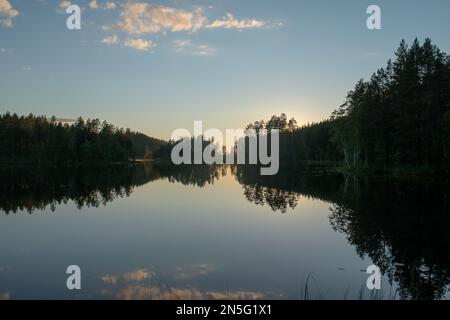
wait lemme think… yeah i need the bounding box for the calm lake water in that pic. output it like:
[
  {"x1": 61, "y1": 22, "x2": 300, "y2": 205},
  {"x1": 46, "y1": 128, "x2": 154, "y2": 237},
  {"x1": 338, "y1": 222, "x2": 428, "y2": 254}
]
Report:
[{"x1": 0, "y1": 164, "x2": 449, "y2": 300}]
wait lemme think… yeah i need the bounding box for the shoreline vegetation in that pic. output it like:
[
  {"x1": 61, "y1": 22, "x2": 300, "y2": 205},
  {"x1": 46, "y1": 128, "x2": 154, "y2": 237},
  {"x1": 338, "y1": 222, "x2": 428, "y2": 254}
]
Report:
[{"x1": 1, "y1": 38, "x2": 449, "y2": 176}]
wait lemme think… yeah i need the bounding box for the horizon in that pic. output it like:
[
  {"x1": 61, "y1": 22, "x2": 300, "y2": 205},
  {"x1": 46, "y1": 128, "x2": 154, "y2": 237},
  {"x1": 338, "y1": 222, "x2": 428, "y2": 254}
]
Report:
[
  {"x1": 2, "y1": 0, "x2": 450, "y2": 305},
  {"x1": 1, "y1": 0, "x2": 450, "y2": 140}
]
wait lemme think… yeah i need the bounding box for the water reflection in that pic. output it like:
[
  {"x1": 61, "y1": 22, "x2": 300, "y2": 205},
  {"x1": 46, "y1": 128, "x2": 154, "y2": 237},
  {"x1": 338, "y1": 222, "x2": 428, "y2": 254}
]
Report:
[
  {"x1": 0, "y1": 165, "x2": 158, "y2": 214},
  {"x1": 234, "y1": 164, "x2": 342, "y2": 213},
  {"x1": 236, "y1": 165, "x2": 450, "y2": 300},
  {"x1": 155, "y1": 163, "x2": 225, "y2": 187},
  {"x1": 328, "y1": 176, "x2": 450, "y2": 300},
  {"x1": 99, "y1": 266, "x2": 268, "y2": 300},
  {"x1": 1, "y1": 163, "x2": 449, "y2": 300},
  {"x1": 0, "y1": 164, "x2": 223, "y2": 214}
]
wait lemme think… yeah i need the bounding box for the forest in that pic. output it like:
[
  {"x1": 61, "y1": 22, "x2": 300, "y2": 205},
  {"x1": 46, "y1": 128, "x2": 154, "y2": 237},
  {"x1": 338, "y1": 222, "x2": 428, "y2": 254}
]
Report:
[
  {"x1": 1, "y1": 39, "x2": 449, "y2": 171},
  {"x1": 0, "y1": 114, "x2": 164, "y2": 164},
  {"x1": 244, "y1": 38, "x2": 450, "y2": 171}
]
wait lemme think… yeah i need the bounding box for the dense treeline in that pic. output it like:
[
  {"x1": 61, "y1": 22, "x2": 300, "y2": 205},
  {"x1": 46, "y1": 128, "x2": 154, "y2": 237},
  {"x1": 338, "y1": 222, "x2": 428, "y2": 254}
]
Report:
[
  {"x1": 130, "y1": 132, "x2": 166, "y2": 159},
  {"x1": 246, "y1": 38, "x2": 450, "y2": 171},
  {"x1": 0, "y1": 113, "x2": 152, "y2": 163},
  {"x1": 154, "y1": 136, "x2": 216, "y2": 160},
  {"x1": 245, "y1": 113, "x2": 340, "y2": 163},
  {"x1": 332, "y1": 38, "x2": 450, "y2": 169}
]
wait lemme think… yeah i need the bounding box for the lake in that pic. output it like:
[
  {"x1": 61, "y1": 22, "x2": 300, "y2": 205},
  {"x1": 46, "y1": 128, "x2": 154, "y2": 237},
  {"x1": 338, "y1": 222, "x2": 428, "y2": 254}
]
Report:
[{"x1": 0, "y1": 164, "x2": 449, "y2": 300}]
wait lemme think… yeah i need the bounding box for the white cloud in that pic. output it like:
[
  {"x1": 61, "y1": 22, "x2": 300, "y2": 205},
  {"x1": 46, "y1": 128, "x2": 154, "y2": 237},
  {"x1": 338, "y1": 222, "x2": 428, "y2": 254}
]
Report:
[
  {"x1": 101, "y1": 284, "x2": 266, "y2": 300},
  {"x1": 106, "y1": 3, "x2": 267, "y2": 35},
  {"x1": 105, "y1": 1, "x2": 116, "y2": 10},
  {"x1": 89, "y1": 0, "x2": 98, "y2": 10},
  {"x1": 58, "y1": 1, "x2": 87, "y2": 14},
  {"x1": 98, "y1": 2, "x2": 272, "y2": 54},
  {"x1": 207, "y1": 13, "x2": 265, "y2": 29},
  {"x1": 174, "y1": 39, "x2": 215, "y2": 56},
  {"x1": 58, "y1": 0, "x2": 71, "y2": 11},
  {"x1": 99, "y1": 267, "x2": 269, "y2": 300},
  {"x1": 100, "y1": 275, "x2": 117, "y2": 285},
  {"x1": 124, "y1": 38, "x2": 154, "y2": 51},
  {"x1": 108, "y1": 3, "x2": 207, "y2": 35},
  {"x1": 123, "y1": 269, "x2": 151, "y2": 282},
  {"x1": 101, "y1": 34, "x2": 119, "y2": 45},
  {"x1": 90, "y1": 1, "x2": 116, "y2": 11},
  {"x1": 0, "y1": 0, "x2": 19, "y2": 28},
  {"x1": 2, "y1": 18, "x2": 11, "y2": 27}
]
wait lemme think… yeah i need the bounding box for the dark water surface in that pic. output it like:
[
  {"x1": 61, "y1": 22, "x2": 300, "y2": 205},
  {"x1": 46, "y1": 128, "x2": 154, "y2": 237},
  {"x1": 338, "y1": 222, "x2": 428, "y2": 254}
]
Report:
[{"x1": 0, "y1": 164, "x2": 449, "y2": 300}]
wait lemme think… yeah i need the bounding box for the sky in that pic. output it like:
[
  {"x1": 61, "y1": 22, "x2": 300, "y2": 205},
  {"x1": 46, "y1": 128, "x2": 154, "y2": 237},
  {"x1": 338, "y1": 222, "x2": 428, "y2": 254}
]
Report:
[{"x1": 1, "y1": 0, "x2": 450, "y2": 140}]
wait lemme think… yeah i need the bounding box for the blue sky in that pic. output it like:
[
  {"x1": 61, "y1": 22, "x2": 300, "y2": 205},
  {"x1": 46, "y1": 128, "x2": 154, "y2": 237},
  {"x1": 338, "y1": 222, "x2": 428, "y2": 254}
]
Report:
[{"x1": 1, "y1": 0, "x2": 450, "y2": 139}]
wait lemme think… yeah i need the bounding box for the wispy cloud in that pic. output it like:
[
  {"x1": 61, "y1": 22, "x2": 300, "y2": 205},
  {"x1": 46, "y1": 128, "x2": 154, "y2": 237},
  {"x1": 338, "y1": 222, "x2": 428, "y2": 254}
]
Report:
[
  {"x1": 57, "y1": 0, "x2": 88, "y2": 13},
  {"x1": 89, "y1": 0, "x2": 99, "y2": 10},
  {"x1": 124, "y1": 38, "x2": 155, "y2": 51},
  {"x1": 103, "y1": 285, "x2": 267, "y2": 300},
  {"x1": 106, "y1": 2, "x2": 206, "y2": 35},
  {"x1": 105, "y1": 2, "x2": 267, "y2": 35},
  {"x1": 207, "y1": 13, "x2": 265, "y2": 29},
  {"x1": 105, "y1": 1, "x2": 117, "y2": 10},
  {"x1": 90, "y1": 0, "x2": 117, "y2": 11},
  {"x1": 122, "y1": 269, "x2": 152, "y2": 282},
  {"x1": 174, "y1": 39, "x2": 215, "y2": 56},
  {"x1": 101, "y1": 34, "x2": 155, "y2": 52},
  {"x1": 97, "y1": 2, "x2": 275, "y2": 55},
  {"x1": 0, "y1": 0, "x2": 19, "y2": 28},
  {"x1": 58, "y1": 0, "x2": 71, "y2": 12},
  {"x1": 101, "y1": 34, "x2": 119, "y2": 45},
  {"x1": 100, "y1": 268, "x2": 152, "y2": 285},
  {"x1": 100, "y1": 266, "x2": 268, "y2": 300},
  {"x1": 100, "y1": 274, "x2": 118, "y2": 285}
]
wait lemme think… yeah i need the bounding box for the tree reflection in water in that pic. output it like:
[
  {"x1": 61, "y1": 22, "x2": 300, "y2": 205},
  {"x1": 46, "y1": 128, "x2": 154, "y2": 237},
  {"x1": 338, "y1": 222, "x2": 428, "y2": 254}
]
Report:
[
  {"x1": 328, "y1": 175, "x2": 450, "y2": 300},
  {"x1": 0, "y1": 165, "x2": 143, "y2": 214},
  {"x1": 1, "y1": 163, "x2": 449, "y2": 299},
  {"x1": 0, "y1": 164, "x2": 224, "y2": 214},
  {"x1": 234, "y1": 164, "x2": 343, "y2": 213},
  {"x1": 236, "y1": 165, "x2": 450, "y2": 300}
]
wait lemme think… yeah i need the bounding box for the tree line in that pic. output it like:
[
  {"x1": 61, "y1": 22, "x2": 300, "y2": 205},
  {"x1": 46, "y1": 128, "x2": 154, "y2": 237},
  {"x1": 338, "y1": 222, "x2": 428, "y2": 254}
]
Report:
[
  {"x1": 0, "y1": 113, "x2": 137, "y2": 163},
  {"x1": 3, "y1": 38, "x2": 448, "y2": 170},
  {"x1": 245, "y1": 38, "x2": 450, "y2": 171},
  {"x1": 245, "y1": 113, "x2": 340, "y2": 163}
]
